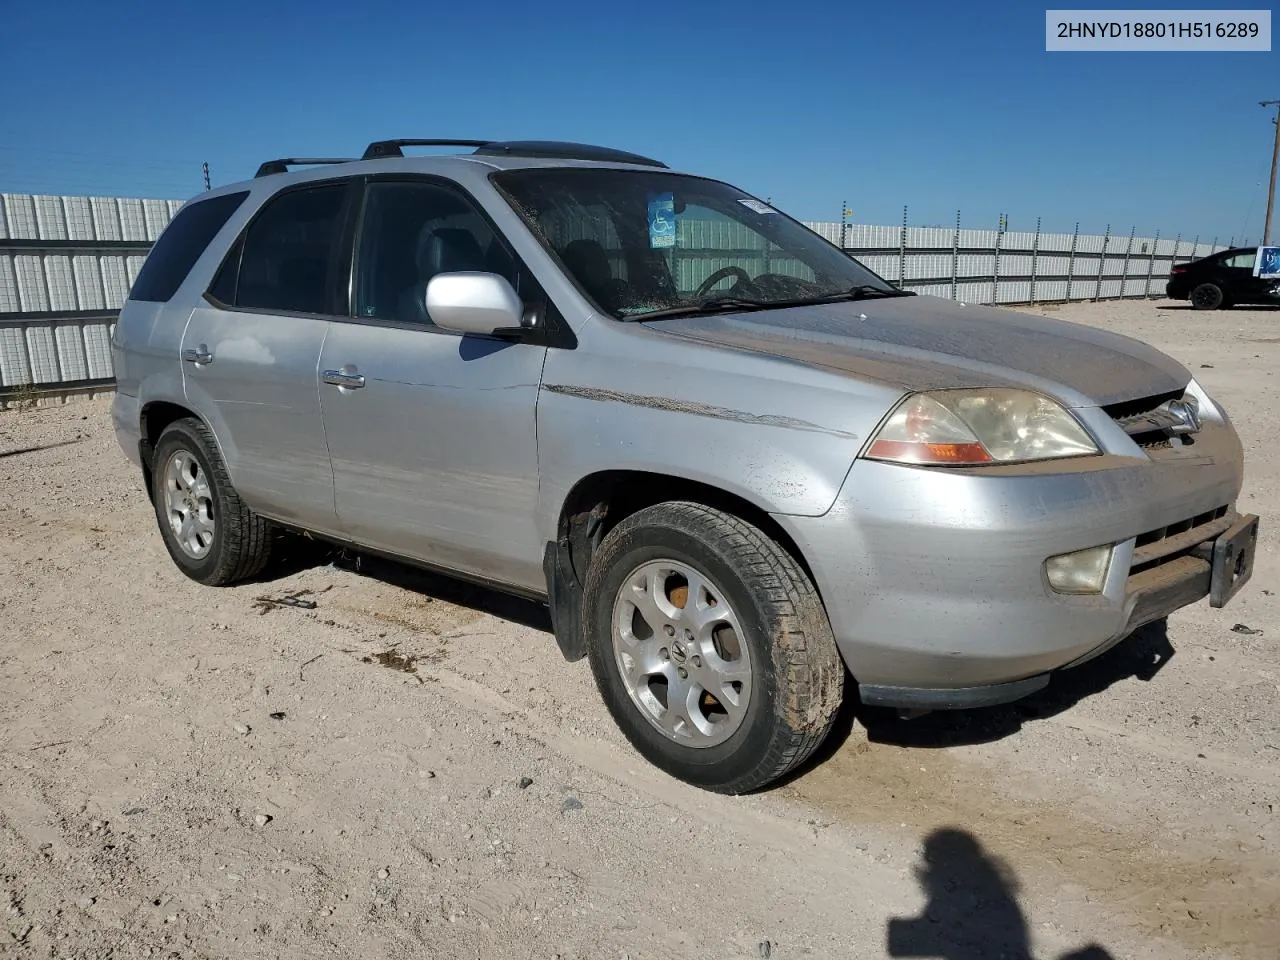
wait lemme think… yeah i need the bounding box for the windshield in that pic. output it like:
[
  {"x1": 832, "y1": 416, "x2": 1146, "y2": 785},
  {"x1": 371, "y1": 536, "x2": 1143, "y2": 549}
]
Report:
[{"x1": 491, "y1": 168, "x2": 899, "y2": 320}]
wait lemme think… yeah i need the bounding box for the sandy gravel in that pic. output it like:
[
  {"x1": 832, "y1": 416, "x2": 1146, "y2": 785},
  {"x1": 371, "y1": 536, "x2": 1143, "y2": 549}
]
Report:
[{"x1": 1, "y1": 298, "x2": 1277, "y2": 960}]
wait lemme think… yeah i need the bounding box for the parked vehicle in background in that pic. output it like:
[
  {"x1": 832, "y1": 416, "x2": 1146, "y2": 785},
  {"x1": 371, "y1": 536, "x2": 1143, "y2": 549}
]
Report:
[
  {"x1": 1165, "y1": 246, "x2": 1280, "y2": 309},
  {"x1": 111, "y1": 138, "x2": 1260, "y2": 794}
]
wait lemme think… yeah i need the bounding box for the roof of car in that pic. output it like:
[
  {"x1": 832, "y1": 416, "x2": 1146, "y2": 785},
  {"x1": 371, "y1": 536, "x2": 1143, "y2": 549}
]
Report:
[{"x1": 198, "y1": 143, "x2": 695, "y2": 204}]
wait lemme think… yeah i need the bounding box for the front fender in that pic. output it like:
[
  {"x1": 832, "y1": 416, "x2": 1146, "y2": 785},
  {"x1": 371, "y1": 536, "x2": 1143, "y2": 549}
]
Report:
[{"x1": 534, "y1": 323, "x2": 903, "y2": 543}]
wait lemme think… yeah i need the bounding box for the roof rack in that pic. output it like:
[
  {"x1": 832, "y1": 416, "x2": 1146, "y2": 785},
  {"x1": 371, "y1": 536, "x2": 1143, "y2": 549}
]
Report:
[
  {"x1": 255, "y1": 157, "x2": 357, "y2": 178},
  {"x1": 361, "y1": 139, "x2": 492, "y2": 160},
  {"x1": 359, "y1": 138, "x2": 668, "y2": 168},
  {"x1": 473, "y1": 140, "x2": 668, "y2": 168}
]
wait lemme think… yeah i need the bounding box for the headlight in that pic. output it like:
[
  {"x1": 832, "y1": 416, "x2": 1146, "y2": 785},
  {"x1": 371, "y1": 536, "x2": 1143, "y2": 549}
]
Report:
[{"x1": 864, "y1": 388, "x2": 1100, "y2": 466}]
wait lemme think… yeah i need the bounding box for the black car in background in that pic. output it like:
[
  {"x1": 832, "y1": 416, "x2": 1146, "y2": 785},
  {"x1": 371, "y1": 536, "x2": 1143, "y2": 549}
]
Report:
[{"x1": 1166, "y1": 246, "x2": 1280, "y2": 309}]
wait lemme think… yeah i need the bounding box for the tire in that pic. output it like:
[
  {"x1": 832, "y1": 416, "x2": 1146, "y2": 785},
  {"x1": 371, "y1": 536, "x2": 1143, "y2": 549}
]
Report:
[
  {"x1": 150, "y1": 417, "x2": 274, "y2": 586},
  {"x1": 1190, "y1": 282, "x2": 1224, "y2": 310},
  {"x1": 581, "y1": 501, "x2": 844, "y2": 794}
]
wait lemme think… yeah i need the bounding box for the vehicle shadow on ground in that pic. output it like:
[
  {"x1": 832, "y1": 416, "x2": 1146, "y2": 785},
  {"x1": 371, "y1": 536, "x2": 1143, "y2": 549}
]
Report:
[
  {"x1": 826, "y1": 619, "x2": 1175, "y2": 753},
  {"x1": 259, "y1": 538, "x2": 1172, "y2": 753},
  {"x1": 887, "y1": 826, "x2": 1116, "y2": 960},
  {"x1": 261, "y1": 538, "x2": 553, "y2": 632},
  {"x1": 1157, "y1": 303, "x2": 1280, "y2": 312}
]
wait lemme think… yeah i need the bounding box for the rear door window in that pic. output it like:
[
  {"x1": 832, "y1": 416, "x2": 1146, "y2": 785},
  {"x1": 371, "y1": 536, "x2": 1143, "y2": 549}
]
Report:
[
  {"x1": 128, "y1": 191, "x2": 248, "y2": 302},
  {"x1": 1223, "y1": 250, "x2": 1256, "y2": 270},
  {"x1": 230, "y1": 183, "x2": 350, "y2": 315}
]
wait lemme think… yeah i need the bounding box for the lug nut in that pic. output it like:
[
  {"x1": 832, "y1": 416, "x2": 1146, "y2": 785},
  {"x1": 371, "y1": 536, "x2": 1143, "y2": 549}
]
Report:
[
  {"x1": 660, "y1": 647, "x2": 669, "y2": 660},
  {"x1": 677, "y1": 667, "x2": 688, "y2": 680},
  {"x1": 664, "y1": 624, "x2": 675, "y2": 637},
  {"x1": 691, "y1": 656, "x2": 702, "y2": 668}
]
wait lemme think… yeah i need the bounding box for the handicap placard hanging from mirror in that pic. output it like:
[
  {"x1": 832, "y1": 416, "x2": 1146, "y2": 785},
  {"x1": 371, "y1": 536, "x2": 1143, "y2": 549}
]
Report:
[{"x1": 647, "y1": 192, "x2": 676, "y2": 249}]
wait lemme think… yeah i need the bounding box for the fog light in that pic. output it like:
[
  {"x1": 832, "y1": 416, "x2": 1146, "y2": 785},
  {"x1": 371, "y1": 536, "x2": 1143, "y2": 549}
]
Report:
[{"x1": 1045, "y1": 544, "x2": 1114, "y2": 594}]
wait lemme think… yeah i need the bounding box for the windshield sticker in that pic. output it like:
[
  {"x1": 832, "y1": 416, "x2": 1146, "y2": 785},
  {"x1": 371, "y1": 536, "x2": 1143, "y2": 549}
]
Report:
[
  {"x1": 647, "y1": 192, "x2": 676, "y2": 249},
  {"x1": 737, "y1": 198, "x2": 777, "y2": 214}
]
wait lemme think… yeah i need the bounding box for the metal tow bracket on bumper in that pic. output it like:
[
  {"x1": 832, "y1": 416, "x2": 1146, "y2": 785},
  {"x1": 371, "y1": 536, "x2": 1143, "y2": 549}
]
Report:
[{"x1": 1205, "y1": 513, "x2": 1260, "y2": 608}]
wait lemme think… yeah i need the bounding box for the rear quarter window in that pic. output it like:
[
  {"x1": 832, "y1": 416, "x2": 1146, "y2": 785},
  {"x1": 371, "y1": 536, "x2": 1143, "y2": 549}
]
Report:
[{"x1": 128, "y1": 191, "x2": 249, "y2": 302}]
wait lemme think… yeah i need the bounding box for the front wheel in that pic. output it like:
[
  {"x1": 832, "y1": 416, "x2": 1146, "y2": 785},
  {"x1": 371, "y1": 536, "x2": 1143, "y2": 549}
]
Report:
[{"x1": 582, "y1": 502, "x2": 844, "y2": 794}]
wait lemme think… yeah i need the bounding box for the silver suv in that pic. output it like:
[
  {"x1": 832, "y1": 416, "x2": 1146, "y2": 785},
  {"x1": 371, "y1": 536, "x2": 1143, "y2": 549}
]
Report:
[{"x1": 112, "y1": 138, "x2": 1259, "y2": 793}]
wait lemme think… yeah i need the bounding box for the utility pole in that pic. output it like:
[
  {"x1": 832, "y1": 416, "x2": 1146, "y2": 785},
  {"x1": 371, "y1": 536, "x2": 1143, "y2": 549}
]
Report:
[{"x1": 1262, "y1": 100, "x2": 1280, "y2": 245}]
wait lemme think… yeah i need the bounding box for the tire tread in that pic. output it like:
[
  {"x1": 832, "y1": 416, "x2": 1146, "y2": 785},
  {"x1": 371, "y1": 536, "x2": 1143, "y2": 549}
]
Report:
[{"x1": 584, "y1": 501, "x2": 844, "y2": 794}]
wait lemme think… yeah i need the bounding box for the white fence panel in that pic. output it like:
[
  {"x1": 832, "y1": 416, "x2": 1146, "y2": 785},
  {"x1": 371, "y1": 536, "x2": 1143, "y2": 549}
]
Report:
[{"x1": 0, "y1": 191, "x2": 1232, "y2": 397}]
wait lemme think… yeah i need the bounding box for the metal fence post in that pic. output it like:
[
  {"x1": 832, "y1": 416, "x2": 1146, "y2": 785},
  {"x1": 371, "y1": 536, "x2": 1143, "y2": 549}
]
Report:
[
  {"x1": 1208, "y1": 235, "x2": 1216, "y2": 257},
  {"x1": 993, "y1": 213, "x2": 1006, "y2": 305},
  {"x1": 1066, "y1": 221, "x2": 1079, "y2": 301},
  {"x1": 1119, "y1": 226, "x2": 1136, "y2": 299},
  {"x1": 1145, "y1": 230, "x2": 1163, "y2": 298},
  {"x1": 839, "y1": 199, "x2": 848, "y2": 251},
  {"x1": 898, "y1": 205, "x2": 908, "y2": 290},
  {"x1": 1094, "y1": 224, "x2": 1110, "y2": 300},
  {"x1": 951, "y1": 209, "x2": 960, "y2": 300},
  {"x1": 1030, "y1": 216, "x2": 1041, "y2": 304}
]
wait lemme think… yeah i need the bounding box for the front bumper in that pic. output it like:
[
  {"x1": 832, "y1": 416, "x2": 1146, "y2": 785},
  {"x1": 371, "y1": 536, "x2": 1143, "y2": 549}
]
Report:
[{"x1": 775, "y1": 412, "x2": 1249, "y2": 705}]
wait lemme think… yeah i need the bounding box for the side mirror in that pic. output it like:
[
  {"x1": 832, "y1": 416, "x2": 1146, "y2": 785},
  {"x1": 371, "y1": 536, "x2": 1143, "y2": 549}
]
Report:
[{"x1": 425, "y1": 272, "x2": 525, "y2": 337}]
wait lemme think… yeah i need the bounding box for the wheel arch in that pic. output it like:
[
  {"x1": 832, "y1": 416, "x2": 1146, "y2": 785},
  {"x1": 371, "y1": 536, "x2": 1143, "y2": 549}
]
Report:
[
  {"x1": 138, "y1": 400, "x2": 201, "y2": 497},
  {"x1": 542, "y1": 469, "x2": 822, "y2": 663},
  {"x1": 138, "y1": 400, "x2": 235, "y2": 499}
]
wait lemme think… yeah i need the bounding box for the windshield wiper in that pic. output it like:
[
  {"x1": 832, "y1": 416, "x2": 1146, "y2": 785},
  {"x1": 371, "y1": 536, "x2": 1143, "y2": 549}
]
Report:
[
  {"x1": 841, "y1": 284, "x2": 916, "y2": 300},
  {"x1": 623, "y1": 284, "x2": 915, "y2": 322},
  {"x1": 622, "y1": 297, "x2": 777, "y2": 321}
]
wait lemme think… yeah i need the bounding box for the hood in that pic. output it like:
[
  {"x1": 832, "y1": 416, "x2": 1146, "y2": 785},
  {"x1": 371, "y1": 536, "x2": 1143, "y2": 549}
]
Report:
[{"x1": 643, "y1": 296, "x2": 1189, "y2": 408}]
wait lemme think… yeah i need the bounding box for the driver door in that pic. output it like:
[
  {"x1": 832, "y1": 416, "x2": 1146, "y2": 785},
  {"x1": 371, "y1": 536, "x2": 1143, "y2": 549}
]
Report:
[{"x1": 317, "y1": 177, "x2": 548, "y2": 590}]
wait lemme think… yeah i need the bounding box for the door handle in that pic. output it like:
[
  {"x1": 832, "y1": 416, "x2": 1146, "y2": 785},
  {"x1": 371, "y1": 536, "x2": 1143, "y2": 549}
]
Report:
[
  {"x1": 182, "y1": 346, "x2": 213, "y2": 364},
  {"x1": 322, "y1": 369, "x2": 366, "y2": 389}
]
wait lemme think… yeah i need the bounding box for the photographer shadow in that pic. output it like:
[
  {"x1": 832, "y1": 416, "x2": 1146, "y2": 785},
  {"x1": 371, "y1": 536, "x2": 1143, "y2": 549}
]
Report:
[{"x1": 888, "y1": 827, "x2": 1115, "y2": 960}]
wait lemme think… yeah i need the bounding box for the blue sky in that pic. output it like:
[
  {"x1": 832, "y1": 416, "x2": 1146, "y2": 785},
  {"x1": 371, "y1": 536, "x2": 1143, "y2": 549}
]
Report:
[{"x1": 1, "y1": 0, "x2": 1276, "y2": 241}]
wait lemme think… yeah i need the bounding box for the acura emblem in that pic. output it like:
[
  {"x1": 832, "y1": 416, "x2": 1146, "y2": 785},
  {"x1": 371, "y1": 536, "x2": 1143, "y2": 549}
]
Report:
[{"x1": 1164, "y1": 398, "x2": 1201, "y2": 435}]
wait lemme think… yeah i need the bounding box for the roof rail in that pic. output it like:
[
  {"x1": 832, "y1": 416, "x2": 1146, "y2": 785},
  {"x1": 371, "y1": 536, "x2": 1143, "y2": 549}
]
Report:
[
  {"x1": 359, "y1": 138, "x2": 668, "y2": 168},
  {"x1": 474, "y1": 140, "x2": 668, "y2": 168},
  {"x1": 361, "y1": 139, "x2": 493, "y2": 160},
  {"x1": 255, "y1": 158, "x2": 357, "y2": 178}
]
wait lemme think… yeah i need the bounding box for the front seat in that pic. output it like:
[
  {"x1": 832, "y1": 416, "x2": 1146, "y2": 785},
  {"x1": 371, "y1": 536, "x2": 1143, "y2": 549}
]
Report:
[
  {"x1": 559, "y1": 239, "x2": 628, "y2": 312},
  {"x1": 398, "y1": 227, "x2": 489, "y2": 325}
]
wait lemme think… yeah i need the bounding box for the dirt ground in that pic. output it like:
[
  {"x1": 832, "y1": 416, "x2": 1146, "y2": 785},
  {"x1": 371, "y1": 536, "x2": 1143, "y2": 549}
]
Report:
[{"x1": 1, "y1": 298, "x2": 1277, "y2": 960}]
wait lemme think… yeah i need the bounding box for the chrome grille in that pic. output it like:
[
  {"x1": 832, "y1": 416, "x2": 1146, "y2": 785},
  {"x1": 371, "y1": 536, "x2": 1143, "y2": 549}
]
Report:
[{"x1": 1103, "y1": 389, "x2": 1197, "y2": 449}]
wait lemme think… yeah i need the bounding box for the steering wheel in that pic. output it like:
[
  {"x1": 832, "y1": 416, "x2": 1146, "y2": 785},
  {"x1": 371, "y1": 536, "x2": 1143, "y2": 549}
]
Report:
[{"x1": 694, "y1": 265, "x2": 752, "y2": 298}]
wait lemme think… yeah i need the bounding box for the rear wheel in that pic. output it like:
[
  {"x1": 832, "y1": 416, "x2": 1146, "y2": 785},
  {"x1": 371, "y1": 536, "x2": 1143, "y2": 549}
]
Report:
[
  {"x1": 581, "y1": 501, "x2": 844, "y2": 794},
  {"x1": 1190, "y1": 282, "x2": 1224, "y2": 310},
  {"x1": 151, "y1": 418, "x2": 274, "y2": 586}
]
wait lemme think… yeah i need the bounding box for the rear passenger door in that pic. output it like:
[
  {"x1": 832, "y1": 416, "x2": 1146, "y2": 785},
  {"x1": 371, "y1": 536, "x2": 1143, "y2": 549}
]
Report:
[
  {"x1": 1218, "y1": 249, "x2": 1269, "y2": 304},
  {"x1": 317, "y1": 177, "x2": 549, "y2": 590},
  {"x1": 182, "y1": 179, "x2": 357, "y2": 535}
]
